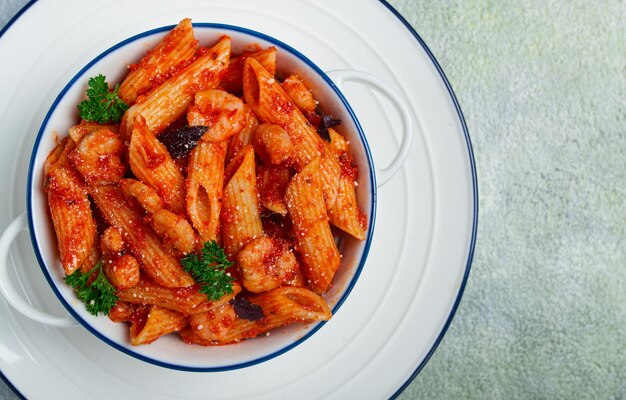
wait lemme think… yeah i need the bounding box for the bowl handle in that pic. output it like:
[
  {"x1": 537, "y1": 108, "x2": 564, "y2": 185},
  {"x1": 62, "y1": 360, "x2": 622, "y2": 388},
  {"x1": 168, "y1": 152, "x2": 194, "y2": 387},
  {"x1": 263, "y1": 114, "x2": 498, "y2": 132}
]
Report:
[
  {"x1": 326, "y1": 70, "x2": 413, "y2": 188},
  {"x1": 0, "y1": 213, "x2": 76, "y2": 327}
]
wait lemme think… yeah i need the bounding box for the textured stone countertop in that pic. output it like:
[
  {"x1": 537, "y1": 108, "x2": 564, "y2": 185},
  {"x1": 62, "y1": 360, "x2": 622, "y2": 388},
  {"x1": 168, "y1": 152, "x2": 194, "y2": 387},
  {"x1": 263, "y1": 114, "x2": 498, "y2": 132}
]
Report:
[{"x1": 1, "y1": 1, "x2": 624, "y2": 399}]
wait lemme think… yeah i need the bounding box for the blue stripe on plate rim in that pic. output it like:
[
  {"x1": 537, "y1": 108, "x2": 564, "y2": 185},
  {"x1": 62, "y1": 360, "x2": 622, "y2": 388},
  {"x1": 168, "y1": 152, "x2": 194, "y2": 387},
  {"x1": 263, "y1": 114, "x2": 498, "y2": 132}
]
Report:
[
  {"x1": 1, "y1": 4, "x2": 39, "y2": 399},
  {"x1": 376, "y1": 1, "x2": 478, "y2": 398},
  {"x1": 24, "y1": 24, "x2": 377, "y2": 371},
  {"x1": 0, "y1": 0, "x2": 478, "y2": 397}
]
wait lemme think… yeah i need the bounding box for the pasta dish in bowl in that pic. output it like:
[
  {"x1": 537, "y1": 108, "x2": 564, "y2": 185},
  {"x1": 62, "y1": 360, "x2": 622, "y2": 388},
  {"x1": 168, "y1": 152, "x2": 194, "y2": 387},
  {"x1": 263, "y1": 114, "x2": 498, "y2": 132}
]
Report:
[{"x1": 0, "y1": 19, "x2": 412, "y2": 371}]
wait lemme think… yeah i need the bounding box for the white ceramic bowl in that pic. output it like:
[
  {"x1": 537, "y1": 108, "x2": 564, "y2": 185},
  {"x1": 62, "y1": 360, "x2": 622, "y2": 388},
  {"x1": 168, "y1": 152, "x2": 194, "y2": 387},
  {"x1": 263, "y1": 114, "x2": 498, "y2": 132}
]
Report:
[{"x1": 0, "y1": 23, "x2": 412, "y2": 371}]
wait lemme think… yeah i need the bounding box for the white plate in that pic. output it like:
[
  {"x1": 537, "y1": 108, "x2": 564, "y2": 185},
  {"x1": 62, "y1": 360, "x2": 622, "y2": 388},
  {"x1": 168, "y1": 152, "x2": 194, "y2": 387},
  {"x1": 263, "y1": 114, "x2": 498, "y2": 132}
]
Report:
[{"x1": 0, "y1": 0, "x2": 477, "y2": 399}]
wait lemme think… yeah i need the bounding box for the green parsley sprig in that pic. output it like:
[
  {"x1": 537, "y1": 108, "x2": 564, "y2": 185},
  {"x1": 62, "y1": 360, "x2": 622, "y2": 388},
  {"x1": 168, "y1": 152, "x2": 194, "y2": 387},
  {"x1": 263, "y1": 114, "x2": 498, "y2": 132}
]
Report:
[
  {"x1": 65, "y1": 262, "x2": 118, "y2": 316},
  {"x1": 77, "y1": 74, "x2": 128, "y2": 124},
  {"x1": 181, "y1": 241, "x2": 234, "y2": 301}
]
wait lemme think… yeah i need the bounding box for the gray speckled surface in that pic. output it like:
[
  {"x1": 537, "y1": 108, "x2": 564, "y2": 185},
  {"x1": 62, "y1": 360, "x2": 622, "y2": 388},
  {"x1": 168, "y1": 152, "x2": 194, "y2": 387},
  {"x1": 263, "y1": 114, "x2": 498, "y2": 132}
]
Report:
[
  {"x1": 389, "y1": 1, "x2": 625, "y2": 399},
  {"x1": 1, "y1": 1, "x2": 625, "y2": 399}
]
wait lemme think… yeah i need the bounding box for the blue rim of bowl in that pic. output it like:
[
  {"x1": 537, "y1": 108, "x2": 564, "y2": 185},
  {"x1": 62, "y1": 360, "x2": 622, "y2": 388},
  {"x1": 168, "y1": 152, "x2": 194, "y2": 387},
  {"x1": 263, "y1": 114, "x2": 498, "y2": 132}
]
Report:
[
  {"x1": 0, "y1": 0, "x2": 478, "y2": 397},
  {"x1": 24, "y1": 23, "x2": 377, "y2": 372}
]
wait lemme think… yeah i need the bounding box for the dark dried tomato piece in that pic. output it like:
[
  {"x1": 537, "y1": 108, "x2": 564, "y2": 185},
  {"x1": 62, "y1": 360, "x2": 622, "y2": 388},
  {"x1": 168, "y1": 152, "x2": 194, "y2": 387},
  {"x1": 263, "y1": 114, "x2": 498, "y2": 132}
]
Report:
[
  {"x1": 230, "y1": 298, "x2": 264, "y2": 321},
  {"x1": 316, "y1": 111, "x2": 341, "y2": 142},
  {"x1": 158, "y1": 125, "x2": 208, "y2": 159}
]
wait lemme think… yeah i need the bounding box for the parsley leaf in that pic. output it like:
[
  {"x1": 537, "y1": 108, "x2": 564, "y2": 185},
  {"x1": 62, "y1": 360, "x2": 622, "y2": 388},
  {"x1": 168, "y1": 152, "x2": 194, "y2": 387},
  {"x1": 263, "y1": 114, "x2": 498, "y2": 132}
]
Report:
[
  {"x1": 77, "y1": 74, "x2": 129, "y2": 124},
  {"x1": 65, "y1": 262, "x2": 118, "y2": 316},
  {"x1": 181, "y1": 241, "x2": 234, "y2": 301}
]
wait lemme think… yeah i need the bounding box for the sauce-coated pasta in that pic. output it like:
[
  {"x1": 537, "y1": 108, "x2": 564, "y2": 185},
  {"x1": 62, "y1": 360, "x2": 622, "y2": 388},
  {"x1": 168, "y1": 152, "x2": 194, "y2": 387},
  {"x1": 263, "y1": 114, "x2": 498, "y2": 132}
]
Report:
[{"x1": 45, "y1": 19, "x2": 367, "y2": 346}]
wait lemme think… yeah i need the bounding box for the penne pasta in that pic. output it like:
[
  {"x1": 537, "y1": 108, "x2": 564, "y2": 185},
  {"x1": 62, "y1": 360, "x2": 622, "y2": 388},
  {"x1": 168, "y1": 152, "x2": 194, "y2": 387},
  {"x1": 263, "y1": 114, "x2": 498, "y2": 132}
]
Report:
[
  {"x1": 181, "y1": 287, "x2": 331, "y2": 345},
  {"x1": 119, "y1": 18, "x2": 198, "y2": 105},
  {"x1": 242, "y1": 57, "x2": 340, "y2": 210},
  {"x1": 285, "y1": 157, "x2": 341, "y2": 294},
  {"x1": 128, "y1": 114, "x2": 186, "y2": 214},
  {"x1": 221, "y1": 145, "x2": 264, "y2": 258},
  {"x1": 186, "y1": 139, "x2": 228, "y2": 242},
  {"x1": 226, "y1": 104, "x2": 258, "y2": 163},
  {"x1": 44, "y1": 136, "x2": 75, "y2": 176},
  {"x1": 44, "y1": 140, "x2": 97, "y2": 275},
  {"x1": 327, "y1": 128, "x2": 367, "y2": 240},
  {"x1": 117, "y1": 277, "x2": 241, "y2": 315},
  {"x1": 220, "y1": 46, "x2": 277, "y2": 94},
  {"x1": 80, "y1": 239, "x2": 101, "y2": 274},
  {"x1": 90, "y1": 184, "x2": 194, "y2": 288},
  {"x1": 121, "y1": 35, "x2": 231, "y2": 139},
  {"x1": 130, "y1": 305, "x2": 189, "y2": 345}
]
